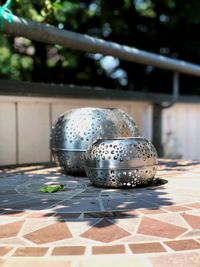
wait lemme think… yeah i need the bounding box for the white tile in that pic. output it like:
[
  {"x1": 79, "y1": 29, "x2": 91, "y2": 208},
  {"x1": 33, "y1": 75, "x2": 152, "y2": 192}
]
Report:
[
  {"x1": 0, "y1": 103, "x2": 16, "y2": 165},
  {"x1": 18, "y1": 103, "x2": 50, "y2": 163}
]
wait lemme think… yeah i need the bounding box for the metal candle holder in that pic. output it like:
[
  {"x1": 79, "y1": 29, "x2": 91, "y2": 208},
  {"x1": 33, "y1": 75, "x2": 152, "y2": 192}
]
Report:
[
  {"x1": 50, "y1": 108, "x2": 139, "y2": 175},
  {"x1": 84, "y1": 137, "x2": 158, "y2": 188}
]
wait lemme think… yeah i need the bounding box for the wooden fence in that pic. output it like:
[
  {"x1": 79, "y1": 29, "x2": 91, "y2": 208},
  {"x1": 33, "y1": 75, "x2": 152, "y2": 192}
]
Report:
[{"x1": 0, "y1": 80, "x2": 200, "y2": 165}]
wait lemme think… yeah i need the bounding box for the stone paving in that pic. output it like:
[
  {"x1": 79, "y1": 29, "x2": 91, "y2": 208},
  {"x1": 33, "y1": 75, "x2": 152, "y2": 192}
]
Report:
[{"x1": 0, "y1": 159, "x2": 200, "y2": 266}]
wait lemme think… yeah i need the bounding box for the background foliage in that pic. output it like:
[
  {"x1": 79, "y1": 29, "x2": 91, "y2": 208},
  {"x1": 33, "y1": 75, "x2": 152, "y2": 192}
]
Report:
[{"x1": 1, "y1": 0, "x2": 200, "y2": 94}]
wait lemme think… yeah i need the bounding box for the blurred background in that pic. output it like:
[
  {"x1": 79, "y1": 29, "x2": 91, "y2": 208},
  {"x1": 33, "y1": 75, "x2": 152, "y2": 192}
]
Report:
[{"x1": 0, "y1": 0, "x2": 200, "y2": 165}]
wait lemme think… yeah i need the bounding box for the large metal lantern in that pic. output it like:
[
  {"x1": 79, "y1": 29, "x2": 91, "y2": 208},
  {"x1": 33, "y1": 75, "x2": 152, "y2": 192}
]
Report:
[
  {"x1": 85, "y1": 137, "x2": 158, "y2": 188},
  {"x1": 50, "y1": 107, "x2": 140, "y2": 175}
]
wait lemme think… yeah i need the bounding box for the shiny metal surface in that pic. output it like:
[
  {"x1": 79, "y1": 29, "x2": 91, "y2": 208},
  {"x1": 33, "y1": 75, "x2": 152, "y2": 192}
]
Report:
[
  {"x1": 50, "y1": 108, "x2": 139, "y2": 174},
  {"x1": 85, "y1": 137, "x2": 158, "y2": 188}
]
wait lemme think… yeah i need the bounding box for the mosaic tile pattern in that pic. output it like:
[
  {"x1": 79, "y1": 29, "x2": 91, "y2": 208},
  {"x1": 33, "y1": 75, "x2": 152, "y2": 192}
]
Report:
[
  {"x1": 129, "y1": 242, "x2": 166, "y2": 254},
  {"x1": 0, "y1": 160, "x2": 200, "y2": 266}
]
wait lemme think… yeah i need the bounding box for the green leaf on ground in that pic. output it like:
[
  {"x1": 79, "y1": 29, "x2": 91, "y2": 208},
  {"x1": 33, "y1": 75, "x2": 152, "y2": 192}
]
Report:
[{"x1": 40, "y1": 184, "x2": 64, "y2": 193}]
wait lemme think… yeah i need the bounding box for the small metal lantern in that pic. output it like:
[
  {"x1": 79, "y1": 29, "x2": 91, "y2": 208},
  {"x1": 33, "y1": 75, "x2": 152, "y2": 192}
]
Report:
[
  {"x1": 50, "y1": 108, "x2": 139, "y2": 175},
  {"x1": 84, "y1": 137, "x2": 158, "y2": 188}
]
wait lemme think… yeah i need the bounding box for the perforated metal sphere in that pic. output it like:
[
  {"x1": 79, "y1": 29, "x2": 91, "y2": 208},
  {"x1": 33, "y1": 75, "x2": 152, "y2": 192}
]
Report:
[
  {"x1": 85, "y1": 137, "x2": 158, "y2": 188},
  {"x1": 50, "y1": 108, "x2": 140, "y2": 175}
]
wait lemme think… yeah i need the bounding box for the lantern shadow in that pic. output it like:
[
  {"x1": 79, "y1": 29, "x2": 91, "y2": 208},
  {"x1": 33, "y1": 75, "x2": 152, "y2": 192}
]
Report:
[{"x1": 0, "y1": 163, "x2": 172, "y2": 228}]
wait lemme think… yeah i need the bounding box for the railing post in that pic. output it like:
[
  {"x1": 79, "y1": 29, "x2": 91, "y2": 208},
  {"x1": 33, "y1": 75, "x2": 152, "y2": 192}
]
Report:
[
  {"x1": 172, "y1": 72, "x2": 179, "y2": 101},
  {"x1": 152, "y1": 103, "x2": 163, "y2": 157},
  {"x1": 152, "y1": 72, "x2": 179, "y2": 157}
]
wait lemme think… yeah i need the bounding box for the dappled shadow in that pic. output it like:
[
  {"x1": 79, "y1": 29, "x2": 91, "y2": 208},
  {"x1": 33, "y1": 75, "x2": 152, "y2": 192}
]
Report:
[
  {"x1": 0, "y1": 162, "x2": 173, "y2": 227},
  {"x1": 0, "y1": 163, "x2": 56, "y2": 177},
  {"x1": 158, "y1": 159, "x2": 200, "y2": 172}
]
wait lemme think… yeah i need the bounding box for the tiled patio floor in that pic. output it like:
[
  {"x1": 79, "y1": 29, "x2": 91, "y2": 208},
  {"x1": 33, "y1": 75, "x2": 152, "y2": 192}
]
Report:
[{"x1": 0, "y1": 159, "x2": 200, "y2": 266}]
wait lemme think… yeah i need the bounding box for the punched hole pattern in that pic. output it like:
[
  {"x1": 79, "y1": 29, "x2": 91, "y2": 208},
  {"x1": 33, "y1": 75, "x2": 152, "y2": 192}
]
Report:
[{"x1": 85, "y1": 166, "x2": 157, "y2": 189}]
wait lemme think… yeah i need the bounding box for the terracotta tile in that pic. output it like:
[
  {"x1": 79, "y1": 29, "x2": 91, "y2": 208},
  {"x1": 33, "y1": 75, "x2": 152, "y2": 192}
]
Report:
[
  {"x1": 13, "y1": 247, "x2": 48, "y2": 256},
  {"x1": 182, "y1": 230, "x2": 200, "y2": 238},
  {"x1": 148, "y1": 213, "x2": 189, "y2": 228},
  {"x1": 129, "y1": 242, "x2": 166, "y2": 254},
  {"x1": 165, "y1": 239, "x2": 200, "y2": 251},
  {"x1": 52, "y1": 246, "x2": 86, "y2": 256},
  {"x1": 80, "y1": 219, "x2": 131, "y2": 243},
  {"x1": 186, "y1": 203, "x2": 200, "y2": 209},
  {"x1": 123, "y1": 234, "x2": 164, "y2": 243},
  {"x1": 24, "y1": 222, "x2": 72, "y2": 244},
  {"x1": 0, "y1": 220, "x2": 25, "y2": 239},
  {"x1": 26, "y1": 212, "x2": 55, "y2": 218},
  {"x1": 20, "y1": 220, "x2": 54, "y2": 236},
  {"x1": 187, "y1": 210, "x2": 200, "y2": 216},
  {"x1": 3, "y1": 210, "x2": 30, "y2": 217},
  {"x1": 162, "y1": 206, "x2": 191, "y2": 212},
  {"x1": 115, "y1": 217, "x2": 141, "y2": 234},
  {"x1": 67, "y1": 219, "x2": 99, "y2": 237},
  {"x1": 181, "y1": 213, "x2": 200, "y2": 229},
  {"x1": 137, "y1": 217, "x2": 187, "y2": 239},
  {"x1": 93, "y1": 245, "x2": 125, "y2": 255},
  {"x1": 139, "y1": 208, "x2": 166, "y2": 215},
  {"x1": 0, "y1": 247, "x2": 13, "y2": 256}
]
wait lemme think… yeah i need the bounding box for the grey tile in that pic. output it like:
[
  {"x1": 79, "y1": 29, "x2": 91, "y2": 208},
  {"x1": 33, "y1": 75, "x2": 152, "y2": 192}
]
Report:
[
  {"x1": 0, "y1": 197, "x2": 60, "y2": 211},
  {"x1": 102, "y1": 198, "x2": 157, "y2": 211},
  {"x1": 52, "y1": 199, "x2": 101, "y2": 213}
]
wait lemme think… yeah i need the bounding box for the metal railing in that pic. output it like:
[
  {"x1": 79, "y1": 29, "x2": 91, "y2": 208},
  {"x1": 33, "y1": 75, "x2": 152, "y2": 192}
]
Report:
[{"x1": 2, "y1": 15, "x2": 200, "y2": 78}]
